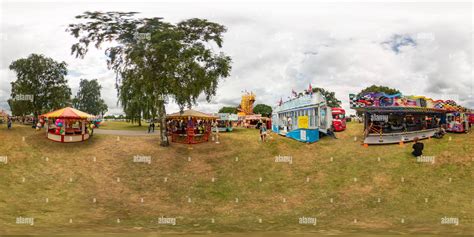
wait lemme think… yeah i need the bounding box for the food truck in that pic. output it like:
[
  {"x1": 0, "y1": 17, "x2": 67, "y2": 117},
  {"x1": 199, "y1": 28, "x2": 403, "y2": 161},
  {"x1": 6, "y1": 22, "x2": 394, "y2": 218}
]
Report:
[{"x1": 272, "y1": 92, "x2": 332, "y2": 143}]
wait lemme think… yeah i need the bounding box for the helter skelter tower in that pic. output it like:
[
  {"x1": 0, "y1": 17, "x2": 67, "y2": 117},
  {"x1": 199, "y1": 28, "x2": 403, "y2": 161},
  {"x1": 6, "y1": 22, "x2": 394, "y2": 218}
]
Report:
[{"x1": 237, "y1": 91, "x2": 256, "y2": 116}]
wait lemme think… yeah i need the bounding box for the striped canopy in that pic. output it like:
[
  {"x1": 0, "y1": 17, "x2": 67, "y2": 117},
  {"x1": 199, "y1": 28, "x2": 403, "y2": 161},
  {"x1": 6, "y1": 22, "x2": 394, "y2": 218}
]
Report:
[
  {"x1": 167, "y1": 109, "x2": 218, "y2": 120},
  {"x1": 40, "y1": 107, "x2": 95, "y2": 119}
]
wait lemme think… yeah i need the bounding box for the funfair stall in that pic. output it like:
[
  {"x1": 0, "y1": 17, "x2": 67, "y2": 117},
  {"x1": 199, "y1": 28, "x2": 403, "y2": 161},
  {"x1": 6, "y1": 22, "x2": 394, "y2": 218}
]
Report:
[
  {"x1": 0, "y1": 110, "x2": 9, "y2": 124},
  {"x1": 166, "y1": 109, "x2": 218, "y2": 144},
  {"x1": 39, "y1": 107, "x2": 96, "y2": 143},
  {"x1": 349, "y1": 92, "x2": 469, "y2": 144},
  {"x1": 212, "y1": 113, "x2": 239, "y2": 132},
  {"x1": 272, "y1": 91, "x2": 332, "y2": 143}
]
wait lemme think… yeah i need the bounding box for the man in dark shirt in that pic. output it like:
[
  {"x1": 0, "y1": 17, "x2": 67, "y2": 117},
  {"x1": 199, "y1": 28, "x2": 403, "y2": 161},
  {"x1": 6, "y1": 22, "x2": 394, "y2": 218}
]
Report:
[{"x1": 412, "y1": 137, "x2": 424, "y2": 157}]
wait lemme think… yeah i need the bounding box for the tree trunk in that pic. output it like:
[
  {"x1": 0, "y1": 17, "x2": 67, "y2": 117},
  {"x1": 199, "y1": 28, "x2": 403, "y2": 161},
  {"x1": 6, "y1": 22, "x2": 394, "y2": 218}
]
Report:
[
  {"x1": 138, "y1": 114, "x2": 142, "y2": 126},
  {"x1": 158, "y1": 100, "x2": 169, "y2": 146}
]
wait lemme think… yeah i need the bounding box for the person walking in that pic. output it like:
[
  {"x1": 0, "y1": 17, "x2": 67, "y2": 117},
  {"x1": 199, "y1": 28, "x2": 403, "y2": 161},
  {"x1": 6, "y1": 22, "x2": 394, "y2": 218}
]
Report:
[{"x1": 148, "y1": 121, "x2": 152, "y2": 133}]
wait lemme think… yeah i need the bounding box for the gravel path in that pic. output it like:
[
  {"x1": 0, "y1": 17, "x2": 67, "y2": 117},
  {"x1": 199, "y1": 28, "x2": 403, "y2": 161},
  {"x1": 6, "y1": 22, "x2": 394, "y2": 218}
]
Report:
[{"x1": 94, "y1": 129, "x2": 160, "y2": 136}]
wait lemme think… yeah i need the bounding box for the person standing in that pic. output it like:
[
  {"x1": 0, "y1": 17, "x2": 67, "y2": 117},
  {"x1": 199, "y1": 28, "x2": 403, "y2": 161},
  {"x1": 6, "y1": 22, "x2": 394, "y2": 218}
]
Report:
[
  {"x1": 327, "y1": 125, "x2": 337, "y2": 139},
  {"x1": 213, "y1": 120, "x2": 219, "y2": 143},
  {"x1": 260, "y1": 121, "x2": 267, "y2": 142},
  {"x1": 7, "y1": 117, "x2": 12, "y2": 129}
]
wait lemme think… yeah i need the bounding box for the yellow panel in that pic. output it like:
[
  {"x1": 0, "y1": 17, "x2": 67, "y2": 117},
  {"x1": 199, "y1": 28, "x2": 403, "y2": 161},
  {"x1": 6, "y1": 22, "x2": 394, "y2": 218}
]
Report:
[{"x1": 298, "y1": 116, "x2": 309, "y2": 129}]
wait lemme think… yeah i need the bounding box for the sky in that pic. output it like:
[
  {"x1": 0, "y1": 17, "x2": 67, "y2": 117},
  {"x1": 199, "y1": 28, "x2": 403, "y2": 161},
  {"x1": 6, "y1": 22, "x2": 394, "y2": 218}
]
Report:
[{"x1": 0, "y1": 0, "x2": 473, "y2": 116}]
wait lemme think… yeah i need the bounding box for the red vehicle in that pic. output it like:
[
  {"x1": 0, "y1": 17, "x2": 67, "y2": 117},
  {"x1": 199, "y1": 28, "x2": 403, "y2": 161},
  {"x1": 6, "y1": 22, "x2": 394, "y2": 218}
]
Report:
[{"x1": 331, "y1": 108, "x2": 346, "y2": 131}]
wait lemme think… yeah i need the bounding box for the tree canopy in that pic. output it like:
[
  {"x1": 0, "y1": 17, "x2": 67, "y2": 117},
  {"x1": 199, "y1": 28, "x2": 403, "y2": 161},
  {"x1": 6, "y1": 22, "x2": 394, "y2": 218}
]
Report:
[
  {"x1": 253, "y1": 104, "x2": 272, "y2": 117},
  {"x1": 218, "y1": 106, "x2": 238, "y2": 114},
  {"x1": 312, "y1": 87, "x2": 342, "y2": 108},
  {"x1": 8, "y1": 54, "x2": 71, "y2": 117},
  {"x1": 357, "y1": 85, "x2": 401, "y2": 96},
  {"x1": 72, "y1": 79, "x2": 108, "y2": 116},
  {"x1": 67, "y1": 11, "x2": 232, "y2": 146}
]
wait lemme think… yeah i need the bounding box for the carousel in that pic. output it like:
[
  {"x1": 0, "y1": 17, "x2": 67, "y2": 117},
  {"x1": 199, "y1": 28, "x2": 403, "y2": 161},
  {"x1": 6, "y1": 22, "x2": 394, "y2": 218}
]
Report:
[
  {"x1": 39, "y1": 107, "x2": 96, "y2": 143},
  {"x1": 166, "y1": 109, "x2": 218, "y2": 144}
]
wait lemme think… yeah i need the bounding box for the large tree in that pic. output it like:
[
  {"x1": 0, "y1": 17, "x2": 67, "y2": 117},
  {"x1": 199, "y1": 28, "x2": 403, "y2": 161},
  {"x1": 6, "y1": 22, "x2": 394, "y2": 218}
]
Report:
[
  {"x1": 8, "y1": 54, "x2": 71, "y2": 117},
  {"x1": 72, "y1": 79, "x2": 108, "y2": 116},
  {"x1": 253, "y1": 104, "x2": 272, "y2": 117},
  {"x1": 67, "y1": 12, "x2": 232, "y2": 146}
]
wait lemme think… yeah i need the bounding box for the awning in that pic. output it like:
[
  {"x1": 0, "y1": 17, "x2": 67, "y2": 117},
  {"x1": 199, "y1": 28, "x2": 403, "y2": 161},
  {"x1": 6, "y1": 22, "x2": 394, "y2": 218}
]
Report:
[
  {"x1": 166, "y1": 109, "x2": 218, "y2": 120},
  {"x1": 40, "y1": 107, "x2": 96, "y2": 119},
  {"x1": 353, "y1": 106, "x2": 446, "y2": 114}
]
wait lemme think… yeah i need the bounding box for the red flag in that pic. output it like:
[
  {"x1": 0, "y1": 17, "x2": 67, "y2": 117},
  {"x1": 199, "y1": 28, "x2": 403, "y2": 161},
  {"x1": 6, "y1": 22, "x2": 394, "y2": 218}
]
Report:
[{"x1": 308, "y1": 83, "x2": 313, "y2": 94}]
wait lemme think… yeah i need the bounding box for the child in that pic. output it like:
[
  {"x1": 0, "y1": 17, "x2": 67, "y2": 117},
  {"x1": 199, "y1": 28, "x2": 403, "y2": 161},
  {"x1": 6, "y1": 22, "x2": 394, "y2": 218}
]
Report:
[{"x1": 412, "y1": 137, "x2": 424, "y2": 157}]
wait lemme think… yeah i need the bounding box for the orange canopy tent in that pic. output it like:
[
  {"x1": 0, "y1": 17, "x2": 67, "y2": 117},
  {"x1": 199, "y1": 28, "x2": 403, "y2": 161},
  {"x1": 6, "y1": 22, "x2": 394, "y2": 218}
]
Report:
[
  {"x1": 40, "y1": 107, "x2": 95, "y2": 119},
  {"x1": 39, "y1": 107, "x2": 96, "y2": 143}
]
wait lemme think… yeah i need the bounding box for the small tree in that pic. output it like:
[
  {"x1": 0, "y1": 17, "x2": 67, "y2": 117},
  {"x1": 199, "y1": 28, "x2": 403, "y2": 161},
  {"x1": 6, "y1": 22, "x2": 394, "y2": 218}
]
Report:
[{"x1": 73, "y1": 79, "x2": 108, "y2": 116}]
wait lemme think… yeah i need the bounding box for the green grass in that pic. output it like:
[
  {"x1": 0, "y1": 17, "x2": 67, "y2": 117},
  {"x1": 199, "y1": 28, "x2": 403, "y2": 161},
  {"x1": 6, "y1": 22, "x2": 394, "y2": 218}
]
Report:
[
  {"x1": 0, "y1": 122, "x2": 472, "y2": 236},
  {"x1": 97, "y1": 120, "x2": 150, "y2": 131}
]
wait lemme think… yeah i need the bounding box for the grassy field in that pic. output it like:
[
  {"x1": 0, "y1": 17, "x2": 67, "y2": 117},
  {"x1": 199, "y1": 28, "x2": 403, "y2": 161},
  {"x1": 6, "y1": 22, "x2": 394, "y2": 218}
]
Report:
[
  {"x1": 0, "y1": 122, "x2": 472, "y2": 236},
  {"x1": 96, "y1": 120, "x2": 150, "y2": 131}
]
